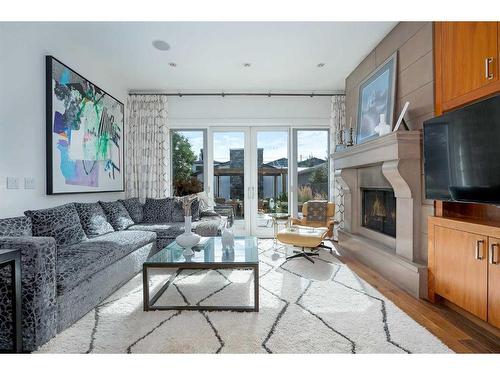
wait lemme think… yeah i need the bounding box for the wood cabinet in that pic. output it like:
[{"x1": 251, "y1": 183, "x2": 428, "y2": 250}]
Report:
[
  {"x1": 488, "y1": 236, "x2": 500, "y2": 328},
  {"x1": 428, "y1": 217, "x2": 500, "y2": 329},
  {"x1": 433, "y1": 225, "x2": 488, "y2": 319},
  {"x1": 435, "y1": 22, "x2": 500, "y2": 114}
]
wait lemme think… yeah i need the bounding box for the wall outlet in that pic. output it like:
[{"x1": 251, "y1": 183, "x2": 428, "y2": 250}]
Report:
[
  {"x1": 24, "y1": 177, "x2": 35, "y2": 189},
  {"x1": 6, "y1": 177, "x2": 19, "y2": 189}
]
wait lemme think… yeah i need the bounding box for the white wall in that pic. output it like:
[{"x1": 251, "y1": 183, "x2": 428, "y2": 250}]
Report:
[{"x1": 0, "y1": 23, "x2": 128, "y2": 218}]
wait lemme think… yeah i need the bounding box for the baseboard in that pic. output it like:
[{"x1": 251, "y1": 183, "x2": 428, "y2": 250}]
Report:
[{"x1": 442, "y1": 300, "x2": 500, "y2": 339}]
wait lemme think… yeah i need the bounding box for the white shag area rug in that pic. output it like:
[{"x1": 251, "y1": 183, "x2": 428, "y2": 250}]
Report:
[{"x1": 37, "y1": 240, "x2": 452, "y2": 354}]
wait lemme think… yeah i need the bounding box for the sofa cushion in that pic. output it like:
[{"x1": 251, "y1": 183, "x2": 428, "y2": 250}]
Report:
[
  {"x1": 99, "y1": 201, "x2": 134, "y2": 231},
  {"x1": 119, "y1": 197, "x2": 143, "y2": 223},
  {"x1": 0, "y1": 216, "x2": 32, "y2": 236},
  {"x1": 127, "y1": 222, "x2": 185, "y2": 239},
  {"x1": 128, "y1": 215, "x2": 224, "y2": 239},
  {"x1": 142, "y1": 198, "x2": 173, "y2": 223},
  {"x1": 24, "y1": 203, "x2": 87, "y2": 247},
  {"x1": 75, "y1": 202, "x2": 114, "y2": 238},
  {"x1": 193, "y1": 216, "x2": 225, "y2": 237},
  {"x1": 56, "y1": 230, "x2": 156, "y2": 294}
]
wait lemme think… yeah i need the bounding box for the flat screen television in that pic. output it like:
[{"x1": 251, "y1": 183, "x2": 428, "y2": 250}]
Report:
[{"x1": 423, "y1": 94, "x2": 500, "y2": 205}]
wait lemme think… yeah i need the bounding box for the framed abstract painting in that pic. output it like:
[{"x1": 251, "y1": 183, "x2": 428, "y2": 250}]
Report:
[
  {"x1": 46, "y1": 56, "x2": 125, "y2": 194},
  {"x1": 356, "y1": 52, "x2": 397, "y2": 145}
]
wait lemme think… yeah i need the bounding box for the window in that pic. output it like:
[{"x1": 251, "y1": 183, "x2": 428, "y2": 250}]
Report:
[
  {"x1": 294, "y1": 129, "x2": 329, "y2": 213},
  {"x1": 170, "y1": 130, "x2": 206, "y2": 196}
]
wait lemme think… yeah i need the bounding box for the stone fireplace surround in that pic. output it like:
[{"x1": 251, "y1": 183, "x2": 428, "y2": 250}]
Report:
[{"x1": 332, "y1": 131, "x2": 427, "y2": 298}]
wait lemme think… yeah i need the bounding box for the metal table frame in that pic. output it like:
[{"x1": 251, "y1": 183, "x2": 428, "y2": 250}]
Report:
[
  {"x1": 0, "y1": 249, "x2": 22, "y2": 353},
  {"x1": 143, "y1": 261, "x2": 259, "y2": 312}
]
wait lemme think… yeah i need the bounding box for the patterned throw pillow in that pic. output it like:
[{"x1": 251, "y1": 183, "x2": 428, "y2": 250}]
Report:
[
  {"x1": 99, "y1": 201, "x2": 135, "y2": 231},
  {"x1": 24, "y1": 203, "x2": 87, "y2": 247},
  {"x1": 0, "y1": 216, "x2": 32, "y2": 237},
  {"x1": 142, "y1": 198, "x2": 173, "y2": 223},
  {"x1": 119, "y1": 198, "x2": 144, "y2": 223},
  {"x1": 75, "y1": 202, "x2": 115, "y2": 237},
  {"x1": 171, "y1": 196, "x2": 200, "y2": 222},
  {"x1": 171, "y1": 199, "x2": 185, "y2": 222},
  {"x1": 191, "y1": 198, "x2": 200, "y2": 221},
  {"x1": 196, "y1": 191, "x2": 215, "y2": 211}
]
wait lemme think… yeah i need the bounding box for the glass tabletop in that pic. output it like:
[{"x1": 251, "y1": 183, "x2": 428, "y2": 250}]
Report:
[{"x1": 145, "y1": 236, "x2": 259, "y2": 265}]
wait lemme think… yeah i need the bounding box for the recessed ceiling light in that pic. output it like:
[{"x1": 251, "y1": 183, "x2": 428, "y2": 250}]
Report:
[
  {"x1": 169, "y1": 62, "x2": 177, "y2": 67},
  {"x1": 152, "y1": 40, "x2": 171, "y2": 51},
  {"x1": 317, "y1": 63, "x2": 326, "y2": 68},
  {"x1": 243, "y1": 63, "x2": 251, "y2": 67}
]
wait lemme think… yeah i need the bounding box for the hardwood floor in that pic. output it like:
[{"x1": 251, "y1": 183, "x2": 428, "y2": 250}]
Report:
[{"x1": 327, "y1": 241, "x2": 500, "y2": 353}]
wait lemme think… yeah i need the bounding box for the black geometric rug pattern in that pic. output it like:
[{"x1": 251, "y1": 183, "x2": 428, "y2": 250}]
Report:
[{"x1": 37, "y1": 239, "x2": 451, "y2": 353}]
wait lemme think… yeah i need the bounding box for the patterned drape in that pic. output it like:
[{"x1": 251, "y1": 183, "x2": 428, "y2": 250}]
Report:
[
  {"x1": 330, "y1": 95, "x2": 346, "y2": 236},
  {"x1": 126, "y1": 95, "x2": 168, "y2": 200}
]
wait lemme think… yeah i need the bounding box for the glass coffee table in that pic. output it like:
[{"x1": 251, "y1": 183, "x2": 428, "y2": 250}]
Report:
[{"x1": 143, "y1": 236, "x2": 259, "y2": 312}]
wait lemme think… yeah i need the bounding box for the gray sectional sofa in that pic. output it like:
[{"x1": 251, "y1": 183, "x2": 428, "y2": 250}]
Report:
[{"x1": 0, "y1": 196, "x2": 227, "y2": 352}]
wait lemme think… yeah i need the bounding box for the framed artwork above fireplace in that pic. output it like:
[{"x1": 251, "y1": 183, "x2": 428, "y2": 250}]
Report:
[{"x1": 356, "y1": 52, "x2": 397, "y2": 145}]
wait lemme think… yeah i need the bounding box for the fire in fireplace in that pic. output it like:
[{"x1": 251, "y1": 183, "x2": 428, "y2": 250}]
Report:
[{"x1": 361, "y1": 188, "x2": 396, "y2": 237}]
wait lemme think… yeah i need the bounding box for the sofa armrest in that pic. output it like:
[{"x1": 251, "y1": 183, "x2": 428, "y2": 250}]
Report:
[
  {"x1": 0, "y1": 236, "x2": 58, "y2": 352},
  {"x1": 214, "y1": 205, "x2": 234, "y2": 228}
]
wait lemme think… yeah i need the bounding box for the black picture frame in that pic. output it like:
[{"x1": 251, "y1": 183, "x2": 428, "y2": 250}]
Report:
[{"x1": 46, "y1": 56, "x2": 125, "y2": 195}]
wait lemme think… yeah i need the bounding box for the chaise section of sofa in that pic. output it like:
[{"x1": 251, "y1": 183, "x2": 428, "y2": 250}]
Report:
[{"x1": 56, "y1": 230, "x2": 157, "y2": 332}]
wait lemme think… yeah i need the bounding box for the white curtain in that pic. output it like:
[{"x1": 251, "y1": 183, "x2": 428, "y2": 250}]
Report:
[
  {"x1": 330, "y1": 95, "x2": 346, "y2": 235},
  {"x1": 126, "y1": 95, "x2": 168, "y2": 200}
]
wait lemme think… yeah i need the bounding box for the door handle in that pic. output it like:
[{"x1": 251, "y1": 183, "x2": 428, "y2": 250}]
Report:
[
  {"x1": 248, "y1": 186, "x2": 255, "y2": 199},
  {"x1": 475, "y1": 240, "x2": 485, "y2": 260},
  {"x1": 490, "y1": 243, "x2": 499, "y2": 265},
  {"x1": 485, "y1": 57, "x2": 494, "y2": 80}
]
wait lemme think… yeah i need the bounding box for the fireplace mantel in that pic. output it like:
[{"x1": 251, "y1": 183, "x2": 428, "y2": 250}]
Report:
[
  {"x1": 332, "y1": 131, "x2": 421, "y2": 170},
  {"x1": 331, "y1": 131, "x2": 426, "y2": 298}
]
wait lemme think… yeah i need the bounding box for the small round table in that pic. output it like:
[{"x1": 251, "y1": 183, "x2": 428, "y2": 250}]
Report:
[{"x1": 268, "y1": 213, "x2": 290, "y2": 250}]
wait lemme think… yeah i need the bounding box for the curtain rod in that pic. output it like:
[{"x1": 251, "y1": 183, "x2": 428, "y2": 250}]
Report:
[{"x1": 128, "y1": 92, "x2": 343, "y2": 97}]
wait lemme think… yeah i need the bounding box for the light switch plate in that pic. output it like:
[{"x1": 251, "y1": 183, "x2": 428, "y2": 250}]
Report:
[
  {"x1": 24, "y1": 177, "x2": 35, "y2": 189},
  {"x1": 7, "y1": 177, "x2": 19, "y2": 189}
]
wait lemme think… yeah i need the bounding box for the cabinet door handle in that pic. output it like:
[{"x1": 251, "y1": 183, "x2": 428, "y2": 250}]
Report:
[
  {"x1": 485, "y1": 57, "x2": 494, "y2": 80},
  {"x1": 491, "y1": 243, "x2": 499, "y2": 265},
  {"x1": 475, "y1": 240, "x2": 485, "y2": 260}
]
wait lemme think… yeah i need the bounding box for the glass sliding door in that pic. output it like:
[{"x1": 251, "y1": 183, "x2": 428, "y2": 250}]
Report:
[
  {"x1": 294, "y1": 129, "x2": 329, "y2": 216},
  {"x1": 251, "y1": 129, "x2": 289, "y2": 237},
  {"x1": 212, "y1": 130, "x2": 248, "y2": 234},
  {"x1": 170, "y1": 129, "x2": 206, "y2": 196}
]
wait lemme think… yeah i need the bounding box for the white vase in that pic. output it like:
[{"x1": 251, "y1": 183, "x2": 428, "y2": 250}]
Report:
[
  {"x1": 175, "y1": 216, "x2": 201, "y2": 257},
  {"x1": 375, "y1": 113, "x2": 392, "y2": 136}
]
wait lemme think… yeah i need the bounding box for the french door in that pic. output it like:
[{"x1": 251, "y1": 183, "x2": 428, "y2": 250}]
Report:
[
  {"x1": 249, "y1": 128, "x2": 290, "y2": 237},
  {"x1": 204, "y1": 127, "x2": 328, "y2": 237},
  {"x1": 208, "y1": 127, "x2": 290, "y2": 237}
]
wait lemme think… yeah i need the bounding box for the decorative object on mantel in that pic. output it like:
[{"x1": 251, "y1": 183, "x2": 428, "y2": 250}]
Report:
[
  {"x1": 374, "y1": 114, "x2": 392, "y2": 136},
  {"x1": 346, "y1": 126, "x2": 355, "y2": 147},
  {"x1": 175, "y1": 195, "x2": 201, "y2": 257},
  {"x1": 356, "y1": 52, "x2": 397, "y2": 145},
  {"x1": 334, "y1": 128, "x2": 345, "y2": 152},
  {"x1": 46, "y1": 56, "x2": 125, "y2": 194},
  {"x1": 393, "y1": 101, "x2": 410, "y2": 132}
]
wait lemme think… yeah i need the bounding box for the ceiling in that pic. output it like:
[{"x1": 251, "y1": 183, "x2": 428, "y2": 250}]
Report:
[{"x1": 59, "y1": 22, "x2": 397, "y2": 93}]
